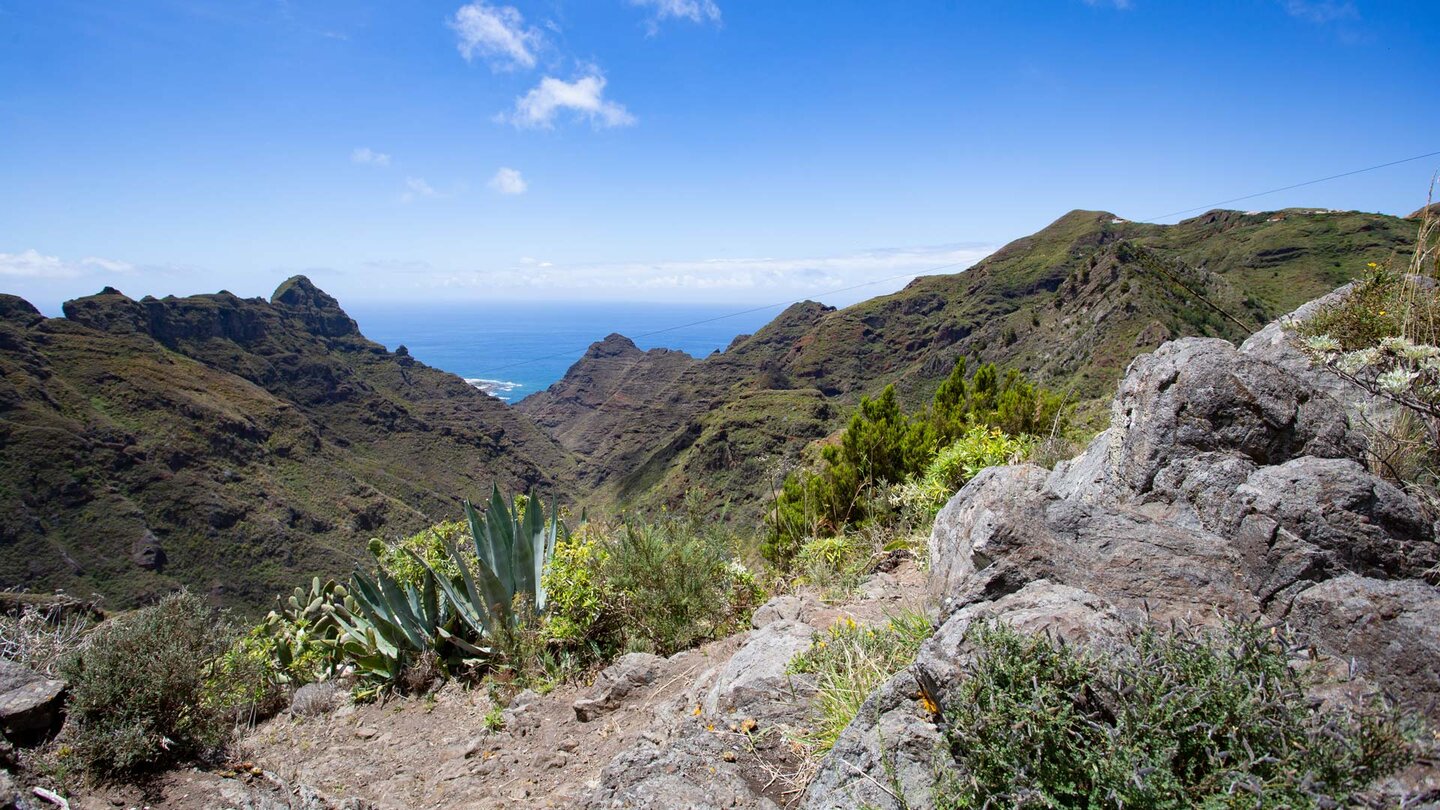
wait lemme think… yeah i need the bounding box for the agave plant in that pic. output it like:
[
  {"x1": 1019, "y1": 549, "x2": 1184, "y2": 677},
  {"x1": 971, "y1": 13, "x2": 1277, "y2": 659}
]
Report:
[
  {"x1": 330, "y1": 563, "x2": 475, "y2": 686},
  {"x1": 417, "y1": 485, "x2": 564, "y2": 643}
]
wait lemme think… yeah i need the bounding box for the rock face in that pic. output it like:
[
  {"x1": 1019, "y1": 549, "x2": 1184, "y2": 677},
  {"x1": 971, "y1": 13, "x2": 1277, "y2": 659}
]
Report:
[
  {"x1": 807, "y1": 290, "x2": 1440, "y2": 808},
  {"x1": 0, "y1": 661, "x2": 66, "y2": 742}
]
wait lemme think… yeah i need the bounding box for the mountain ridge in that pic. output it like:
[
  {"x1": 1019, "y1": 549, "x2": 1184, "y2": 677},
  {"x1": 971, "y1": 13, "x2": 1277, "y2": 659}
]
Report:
[
  {"x1": 521, "y1": 206, "x2": 1420, "y2": 518},
  {"x1": 0, "y1": 277, "x2": 575, "y2": 611}
]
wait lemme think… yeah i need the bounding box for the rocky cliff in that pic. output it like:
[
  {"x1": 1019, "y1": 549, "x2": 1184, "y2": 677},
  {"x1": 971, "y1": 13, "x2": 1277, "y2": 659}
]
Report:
[{"x1": 0, "y1": 278, "x2": 574, "y2": 611}]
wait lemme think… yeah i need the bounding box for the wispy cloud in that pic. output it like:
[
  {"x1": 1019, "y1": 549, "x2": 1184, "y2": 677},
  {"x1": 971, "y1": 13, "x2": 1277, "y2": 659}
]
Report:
[
  {"x1": 499, "y1": 72, "x2": 635, "y2": 129},
  {"x1": 488, "y1": 167, "x2": 528, "y2": 195},
  {"x1": 1282, "y1": 0, "x2": 1358, "y2": 23},
  {"x1": 401, "y1": 243, "x2": 995, "y2": 302},
  {"x1": 449, "y1": 2, "x2": 542, "y2": 71},
  {"x1": 400, "y1": 176, "x2": 440, "y2": 203},
  {"x1": 351, "y1": 147, "x2": 391, "y2": 167},
  {"x1": 629, "y1": 0, "x2": 721, "y2": 32},
  {"x1": 0, "y1": 250, "x2": 134, "y2": 279},
  {"x1": 1083, "y1": 0, "x2": 1133, "y2": 9}
]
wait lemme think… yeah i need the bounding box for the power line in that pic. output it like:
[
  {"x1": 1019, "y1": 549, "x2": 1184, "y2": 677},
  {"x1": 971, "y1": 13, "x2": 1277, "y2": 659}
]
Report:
[{"x1": 1140, "y1": 148, "x2": 1440, "y2": 222}]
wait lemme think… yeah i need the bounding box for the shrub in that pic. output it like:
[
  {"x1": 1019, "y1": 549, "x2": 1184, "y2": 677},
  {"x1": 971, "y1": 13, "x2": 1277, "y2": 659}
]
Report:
[
  {"x1": 541, "y1": 526, "x2": 616, "y2": 647},
  {"x1": 933, "y1": 620, "x2": 1414, "y2": 808},
  {"x1": 0, "y1": 603, "x2": 92, "y2": 678},
  {"x1": 59, "y1": 592, "x2": 238, "y2": 776},
  {"x1": 892, "y1": 426, "x2": 1033, "y2": 517},
  {"x1": 368, "y1": 520, "x2": 473, "y2": 588},
  {"x1": 203, "y1": 628, "x2": 288, "y2": 725},
  {"x1": 769, "y1": 360, "x2": 1066, "y2": 567},
  {"x1": 601, "y1": 517, "x2": 763, "y2": 656},
  {"x1": 787, "y1": 610, "x2": 932, "y2": 753}
]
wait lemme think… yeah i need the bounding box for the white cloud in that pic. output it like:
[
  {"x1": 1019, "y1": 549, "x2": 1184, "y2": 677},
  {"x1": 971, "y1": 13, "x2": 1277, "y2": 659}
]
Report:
[
  {"x1": 408, "y1": 243, "x2": 995, "y2": 303},
  {"x1": 400, "y1": 176, "x2": 440, "y2": 203},
  {"x1": 1282, "y1": 0, "x2": 1358, "y2": 23},
  {"x1": 0, "y1": 250, "x2": 134, "y2": 279},
  {"x1": 629, "y1": 0, "x2": 721, "y2": 30},
  {"x1": 500, "y1": 72, "x2": 636, "y2": 129},
  {"x1": 1083, "y1": 0, "x2": 1132, "y2": 9},
  {"x1": 449, "y1": 2, "x2": 542, "y2": 71},
  {"x1": 351, "y1": 147, "x2": 391, "y2": 167},
  {"x1": 488, "y1": 167, "x2": 528, "y2": 195}
]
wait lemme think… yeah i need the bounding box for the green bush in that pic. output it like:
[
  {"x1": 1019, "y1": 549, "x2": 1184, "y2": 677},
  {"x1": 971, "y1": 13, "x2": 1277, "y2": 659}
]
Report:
[
  {"x1": 601, "y1": 517, "x2": 764, "y2": 656},
  {"x1": 769, "y1": 359, "x2": 1066, "y2": 567},
  {"x1": 59, "y1": 592, "x2": 238, "y2": 776},
  {"x1": 787, "y1": 610, "x2": 932, "y2": 753},
  {"x1": 892, "y1": 426, "x2": 1033, "y2": 517},
  {"x1": 203, "y1": 628, "x2": 288, "y2": 724},
  {"x1": 934, "y1": 620, "x2": 1414, "y2": 809},
  {"x1": 541, "y1": 526, "x2": 615, "y2": 647},
  {"x1": 369, "y1": 520, "x2": 473, "y2": 588}
]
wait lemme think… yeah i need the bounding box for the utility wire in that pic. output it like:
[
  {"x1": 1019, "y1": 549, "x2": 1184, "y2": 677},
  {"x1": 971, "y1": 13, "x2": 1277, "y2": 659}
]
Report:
[
  {"x1": 479, "y1": 148, "x2": 1439, "y2": 379},
  {"x1": 1140, "y1": 148, "x2": 1440, "y2": 222}
]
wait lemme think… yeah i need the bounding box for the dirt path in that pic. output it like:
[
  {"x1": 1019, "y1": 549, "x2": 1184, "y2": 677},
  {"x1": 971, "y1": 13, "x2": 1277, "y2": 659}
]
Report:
[{"x1": 69, "y1": 561, "x2": 926, "y2": 810}]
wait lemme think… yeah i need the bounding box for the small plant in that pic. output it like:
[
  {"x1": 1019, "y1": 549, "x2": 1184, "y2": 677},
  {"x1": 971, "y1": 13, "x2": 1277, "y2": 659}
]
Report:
[
  {"x1": 933, "y1": 620, "x2": 1415, "y2": 808},
  {"x1": 787, "y1": 609, "x2": 932, "y2": 754},
  {"x1": 891, "y1": 426, "x2": 1033, "y2": 517},
  {"x1": 59, "y1": 591, "x2": 238, "y2": 776},
  {"x1": 483, "y1": 704, "x2": 506, "y2": 732}
]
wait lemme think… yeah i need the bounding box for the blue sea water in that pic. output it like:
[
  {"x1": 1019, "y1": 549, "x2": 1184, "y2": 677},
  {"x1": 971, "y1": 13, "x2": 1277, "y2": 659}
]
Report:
[{"x1": 346, "y1": 301, "x2": 786, "y2": 403}]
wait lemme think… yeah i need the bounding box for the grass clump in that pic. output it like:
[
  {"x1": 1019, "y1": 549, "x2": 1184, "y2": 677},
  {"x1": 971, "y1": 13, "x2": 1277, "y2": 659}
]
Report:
[
  {"x1": 787, "y1": 609, "x2": 932, "y2": 754},
  {"x1": 933, "y1": 620, "x2": 1414, "y2": 809},
  {"x1": 58, "y1": 592, "x2": 242, "y2": 777}
]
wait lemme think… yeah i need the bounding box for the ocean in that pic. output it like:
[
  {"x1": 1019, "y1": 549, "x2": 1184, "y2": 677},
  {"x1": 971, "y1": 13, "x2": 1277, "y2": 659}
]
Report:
[{"x1": 345, "y1": 301, "x2": 787, "y2": 403}]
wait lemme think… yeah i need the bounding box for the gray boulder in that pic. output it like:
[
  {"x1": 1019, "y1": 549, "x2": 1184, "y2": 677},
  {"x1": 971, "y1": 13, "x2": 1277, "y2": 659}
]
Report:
[
  {"x1": 0, "y1": 661, "x2": 65, "y2": 742},
  {"x1": 808, "y1": 287, "x2": 1440, "y2": 806},
  {"x1": 573, "y1": 652, "x2": 665, "y2": 722},
  {"x1": 703, "y1": 619, "x2": 816, "y2": 720}
]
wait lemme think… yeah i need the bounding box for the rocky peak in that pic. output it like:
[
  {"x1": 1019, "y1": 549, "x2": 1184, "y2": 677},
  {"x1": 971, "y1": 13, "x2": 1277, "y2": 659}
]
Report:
[
  {"x1": 0, "y1": 295, "x2": 43, "y2": 328},
  {"x1": 270, "y1": 275, "x2": 358, "y2": 338},
  {"x1": 61, "y1": 287, "x2": 149, "y2": 334}
]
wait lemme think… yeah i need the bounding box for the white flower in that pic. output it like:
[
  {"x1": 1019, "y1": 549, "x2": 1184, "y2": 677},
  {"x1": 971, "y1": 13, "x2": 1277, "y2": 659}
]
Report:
[{"x1": 1377, "y1": 367, "x2": 1419, "y2": 395}]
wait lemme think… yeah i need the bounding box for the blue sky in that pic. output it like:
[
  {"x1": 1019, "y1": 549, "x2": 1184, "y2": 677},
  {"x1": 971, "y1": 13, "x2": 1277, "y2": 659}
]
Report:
[{"x1": 2, "y1": 0, "x2": 1438, "y2": 314}]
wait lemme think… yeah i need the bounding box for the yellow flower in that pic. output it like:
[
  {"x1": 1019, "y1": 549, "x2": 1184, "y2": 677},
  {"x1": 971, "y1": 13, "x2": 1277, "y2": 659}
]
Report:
[
  {"x1": 1379, "y1": 310, "x2": 1387, "y2": 316},
  {"x1": 1368, "y1": 262, "x2": 1378, "y2": 268}
]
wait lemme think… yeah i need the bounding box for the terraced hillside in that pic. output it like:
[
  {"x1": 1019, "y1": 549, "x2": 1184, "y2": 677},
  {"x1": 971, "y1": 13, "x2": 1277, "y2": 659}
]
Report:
[{"x1": 0, "y1": 278, "x2": 575, "y2": 611}]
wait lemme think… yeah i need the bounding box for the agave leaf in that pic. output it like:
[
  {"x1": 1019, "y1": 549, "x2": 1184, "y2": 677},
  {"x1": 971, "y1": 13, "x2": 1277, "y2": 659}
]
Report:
[
  {"x1": 437, "y1": 626, "x2": 491, "y2": 658},
  {"x1": 512, "y1": 492, "x2": 539, "y2": 601},
  {"x1": 484, "y1": 485, "x2": 515, "y2": 597}
]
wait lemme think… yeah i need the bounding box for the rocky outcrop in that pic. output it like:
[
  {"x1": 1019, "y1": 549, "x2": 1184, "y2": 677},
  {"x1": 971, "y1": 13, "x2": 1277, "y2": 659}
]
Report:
[
  {"x1": 0, "y1": 662, "x2": 65, "y2": 743},
  {"x1": 808, "y1": 289, "x2": 1440, "y2": 808}
]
